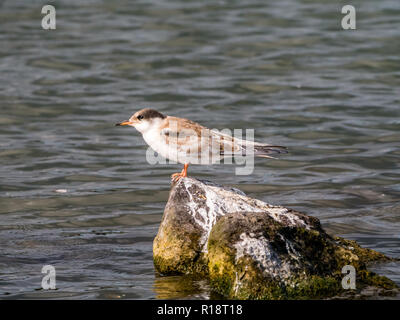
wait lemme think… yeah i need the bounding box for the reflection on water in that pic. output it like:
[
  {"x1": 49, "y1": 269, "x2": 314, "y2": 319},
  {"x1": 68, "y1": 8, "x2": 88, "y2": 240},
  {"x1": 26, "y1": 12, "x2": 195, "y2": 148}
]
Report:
[
  {"x1": 153, "y1": 275, "x2": 222, "y2": 300},
  {"x1": 0, "y1": 0, "x2": 399, "y2": 299}
]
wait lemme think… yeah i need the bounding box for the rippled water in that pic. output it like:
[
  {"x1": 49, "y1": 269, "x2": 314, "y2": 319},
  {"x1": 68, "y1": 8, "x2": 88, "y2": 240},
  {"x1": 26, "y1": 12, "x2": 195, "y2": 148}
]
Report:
[{"x1": 1, "y1": 0, "x2": 399, "y2": 299}]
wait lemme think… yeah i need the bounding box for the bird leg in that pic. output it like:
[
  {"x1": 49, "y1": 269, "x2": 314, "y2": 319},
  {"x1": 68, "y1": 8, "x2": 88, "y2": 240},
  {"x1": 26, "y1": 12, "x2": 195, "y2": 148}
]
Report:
[{"x1": 171, "y1": 163, "x2": 189, "y2": 182}]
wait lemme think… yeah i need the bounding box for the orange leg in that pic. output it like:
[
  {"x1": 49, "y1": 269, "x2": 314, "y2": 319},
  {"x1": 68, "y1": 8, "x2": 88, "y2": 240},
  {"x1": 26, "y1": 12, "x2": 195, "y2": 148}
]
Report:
[{"x1": 171, "y1": 163, "x2": 189, "y2": 182}]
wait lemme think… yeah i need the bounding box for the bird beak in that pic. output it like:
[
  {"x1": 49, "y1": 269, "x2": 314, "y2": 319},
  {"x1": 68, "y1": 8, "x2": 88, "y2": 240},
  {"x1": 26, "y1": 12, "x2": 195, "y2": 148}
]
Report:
[{"x1": 115, "y1": 120, "x2": 134, "y2": 126}]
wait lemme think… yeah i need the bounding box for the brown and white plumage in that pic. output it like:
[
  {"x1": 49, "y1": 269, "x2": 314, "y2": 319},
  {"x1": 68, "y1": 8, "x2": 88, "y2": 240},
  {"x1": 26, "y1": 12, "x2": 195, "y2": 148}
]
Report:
[{"x1": 116, "y1": 108, "x2": 287, "y2": 181}]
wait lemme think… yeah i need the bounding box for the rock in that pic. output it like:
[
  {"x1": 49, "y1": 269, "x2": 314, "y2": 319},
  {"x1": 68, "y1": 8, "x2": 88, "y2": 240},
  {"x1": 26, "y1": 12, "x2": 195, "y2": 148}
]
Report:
[
  {"x1": 153, "y1": 177, "x2": 398, "y2": 299},
  {"x1": 153, "y1": 176, "x2": 305, "y2": 275},
  {"x1": 208, "y1": 212, "x2": 397, "y2": 299}
]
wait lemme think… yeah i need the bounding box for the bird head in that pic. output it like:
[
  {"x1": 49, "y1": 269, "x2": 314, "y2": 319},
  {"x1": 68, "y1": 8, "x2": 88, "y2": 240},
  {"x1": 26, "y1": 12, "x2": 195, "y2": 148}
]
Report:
[{"x1": 115, "y1": 108, "x2": 166, "y2": 133}]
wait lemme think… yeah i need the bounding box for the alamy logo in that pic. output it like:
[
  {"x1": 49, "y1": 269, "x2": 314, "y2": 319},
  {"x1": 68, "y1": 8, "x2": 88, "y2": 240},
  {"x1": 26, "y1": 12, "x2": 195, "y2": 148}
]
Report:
[
  {"x1": 41, "y1": 5, "x2": 56, "y2": 30},
  {"x1": 341, "y1": 5, "x2": 356, "y2": 30},
  {"x1": 41, "y1": 265, "x2": 56, "y2": 290},
  {"x1": 341, "y1": 265, "x2": 356, "y2": 289},
  {"x1": 145, "y1": 122, "x2": 256, "y2": 175}
]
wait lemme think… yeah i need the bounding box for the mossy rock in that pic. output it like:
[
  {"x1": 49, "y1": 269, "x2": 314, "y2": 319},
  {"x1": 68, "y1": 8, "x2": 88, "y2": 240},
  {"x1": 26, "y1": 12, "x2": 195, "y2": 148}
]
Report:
[
  {"x1": 153, "y1": 177, "x2": 397, "y2": 299},
  {"x1": 207, "y1": 212, "x2": 397, "y2": 299},
  {"x1": 153, "y1": 177, "x2": 307, "y2": 275}
]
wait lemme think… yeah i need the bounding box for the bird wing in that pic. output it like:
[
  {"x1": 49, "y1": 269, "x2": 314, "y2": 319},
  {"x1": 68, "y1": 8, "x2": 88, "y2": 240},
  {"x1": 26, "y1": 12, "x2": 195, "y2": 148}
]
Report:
[
  {"x1": 159, "y1": 116, "x2": 288, "y2": 160},
  {"x1": 160, "y1": 117, "x2": 210, "y2": 155},
  {"x1": 210, "y1": 130, "x2": 288, "y2": 159},
  {"x1": 209, "y1": 130, "x2": 243, "y2": 156}
]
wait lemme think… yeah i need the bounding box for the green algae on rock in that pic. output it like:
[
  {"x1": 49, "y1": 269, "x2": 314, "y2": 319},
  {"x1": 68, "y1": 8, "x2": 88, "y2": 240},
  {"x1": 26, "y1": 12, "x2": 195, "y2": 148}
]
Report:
[
  {"x1": 207, "y1": 212, "x2": 397, "y2": 299},
  {"x1": 153, "y1": 177, "x2": 397, "y2": 299},
  {"x1": 153, "y1": 176, "x2": 309, "y2": 275}
]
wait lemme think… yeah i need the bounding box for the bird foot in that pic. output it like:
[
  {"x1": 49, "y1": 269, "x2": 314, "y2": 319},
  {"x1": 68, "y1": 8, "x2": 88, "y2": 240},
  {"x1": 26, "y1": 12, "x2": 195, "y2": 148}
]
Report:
[
  {"x1": 171, "y1": 171, "x2": 187, "y2": 182},
  {"x1": 171, "y1": 164, "x2": 189, "y2": 183}
]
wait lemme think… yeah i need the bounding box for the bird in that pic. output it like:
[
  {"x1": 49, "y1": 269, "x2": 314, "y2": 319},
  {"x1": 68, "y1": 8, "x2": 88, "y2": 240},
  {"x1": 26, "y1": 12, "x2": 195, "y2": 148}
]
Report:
[{"x1": 116, "y1": 108, "x2": 287, "y2": 182}]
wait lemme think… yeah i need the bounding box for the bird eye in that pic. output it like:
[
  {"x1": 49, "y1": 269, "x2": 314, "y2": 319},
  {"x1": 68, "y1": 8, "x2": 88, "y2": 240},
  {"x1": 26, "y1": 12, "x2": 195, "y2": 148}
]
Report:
[{"x1": 137, "y1": 115, "x2": 144, "y2": 120}]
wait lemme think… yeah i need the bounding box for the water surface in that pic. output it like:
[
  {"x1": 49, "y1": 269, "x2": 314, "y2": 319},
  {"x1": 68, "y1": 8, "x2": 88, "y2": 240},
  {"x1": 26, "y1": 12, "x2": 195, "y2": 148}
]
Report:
[{"x1": 0, "y1": 0, "x2": 399, "y2": 299}]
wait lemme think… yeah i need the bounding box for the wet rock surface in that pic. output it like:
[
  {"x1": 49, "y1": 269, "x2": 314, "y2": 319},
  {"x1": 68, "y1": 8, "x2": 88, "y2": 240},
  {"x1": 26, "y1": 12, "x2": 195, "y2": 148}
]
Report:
[{"x1": 153, "y1": 177, "x2": 398, "y2": 299}]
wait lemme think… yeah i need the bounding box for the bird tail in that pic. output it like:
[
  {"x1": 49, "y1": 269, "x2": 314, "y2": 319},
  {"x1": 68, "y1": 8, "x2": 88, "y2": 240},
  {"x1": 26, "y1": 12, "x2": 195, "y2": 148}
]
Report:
[
  {"x1": 212, "y1": 130, "x2": 288, "y2": 159},
  {"x1": 253, "y1": 144, "x2": 288, "y2": 158}
]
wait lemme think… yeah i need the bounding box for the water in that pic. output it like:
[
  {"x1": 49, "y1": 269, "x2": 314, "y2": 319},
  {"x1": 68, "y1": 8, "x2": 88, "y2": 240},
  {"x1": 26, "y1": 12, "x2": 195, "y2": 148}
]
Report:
[{"x1": 0, "y1": 0, "x2": 399, "y2": 299}]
